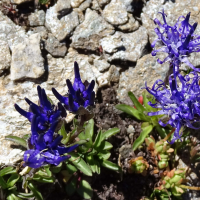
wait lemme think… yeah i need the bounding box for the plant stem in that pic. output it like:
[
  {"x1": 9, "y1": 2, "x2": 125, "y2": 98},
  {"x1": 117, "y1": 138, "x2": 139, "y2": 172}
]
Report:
[
  {"x1": 180, "y1": 185, "x2": 200, "y2": 190},
  {"x1": 163, "y1": 128, "x2": 175, "y2": 142}
]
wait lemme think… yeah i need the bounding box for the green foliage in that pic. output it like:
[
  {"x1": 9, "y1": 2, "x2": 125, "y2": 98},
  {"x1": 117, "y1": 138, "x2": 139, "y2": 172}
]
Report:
[
  {"x1": 39, "y1": 0, "x2": 50, "y2": 5},
  {"x1": 5, "y1": 136, "x2": 27, "y2": 149},
  {"x1": 116, "y1": 91, "x2": 171, "y2": 151}
]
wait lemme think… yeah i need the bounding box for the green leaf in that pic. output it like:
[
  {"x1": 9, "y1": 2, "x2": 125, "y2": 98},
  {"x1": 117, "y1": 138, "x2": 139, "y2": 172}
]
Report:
[
  {"x1": 44, "y1": 166, "x2": 52, "y2": 177},
  {"x1": 16, "y1": 192, "x2": 34, "y2": 199},
  {"x1": 32, "y1": 174, "x2": 55, "y2": 183},
  {"x1": 65, "y1": 164, "x2": 77, "y2": 174},
  {"x1": 100, "y1": 160, "x2": 121, "y2": 171},
  {"x1": 6, "y1": 194, "x2": 22, "y2": 200},
  {"x1": 97, "y1": 151, "x2": 111, "y2": 160},
  {"x1": 155, "y1": 125, "x2": 167, "y2": 139},
  {"x1": 93, "y1": 130, "x2": 102, "y2": 149},
  {"x1": 0, "y1": 167, "x2": 16, "y2": 176},
  {"x1": 7, "y1": 173, "x2": 19, "y2": 188},
  {"x1": 50, "y1": 162, "x2": 62, "y2": 173},
  {"x1": 132, "y1": 125, "x2": 153, "y2": 151},
  {"x1": 58, "y1": 122, "x2": 67, "y2": 139},
  {"x1": 68, "y1": 153, "x2": 92, "y2": 176},
  {"x1": 86, "y1": 155, "x2": 100, "y2": 174},
  {"x1": 115, "y1": 104, "x2": 150, "y2": 121},
  {"x1": 62, "y1": 129, "x2": 76, "y2": 145},
  {"x1": 76, "y1": 180, "x2": 93, "y2": 199},
  {"x1": 0, "y1": 176, "x2": 7, "y2": 189},
  {"x1": 5, "y1": 136, "x2": 27, "y2": 148},
  {"x1": 101, "y1": 128, "x2": 120, "y2": 141},
  {"x1": 65, "y1": 176, "x2": 77, "y2": 196},
  {"x1": 142, "y1": 91, "x2": 157, "y2": 112},
  {"x1": 128, "y1": 91, "x2": 145, "y2": 112},
  {"x1": 22, "y1": 134, "x2": 30, "y2": 140},
  {"x1": 28, "y1": 183, "x2": 43, "y2": 200},
  {"x1": 99, "y1": 141, "x2": 113, "y2": 151}
]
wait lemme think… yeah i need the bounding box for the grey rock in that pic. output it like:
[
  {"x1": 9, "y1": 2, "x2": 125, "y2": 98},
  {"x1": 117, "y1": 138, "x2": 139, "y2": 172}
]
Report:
[
  {"x1": 28, "y1": 10, "x2": 45, "y2": 27},
  {"x1": 91, "y1": 0, "x2": 100, "y2": 10},
  {"x1": 0, "y1": 11, "x2": 27, "y2": 50},
  {"x1": 97, "y1": 0, "x2": 111, "y2": 7},
  {"x1": 119, "y1": 0, "x2": 134, "y2": 13},
  {"x1": 10, "y1": 33, "x2": 45, "y2": 81},
  {"x1": 45, "y1": 5, "x2": 79, "y2": 41},
  {"x1": 71, "y1": 8, "x2": 114, "y2": 51},
  {"x1": 93, "y1": 56, "x2": 110, "y2": 72},
  {"x1": 45, "y1": 33, "x2": 67, "y2": 57},
  {"x1": 118, "y1": 13, "x2": 139, "y2": 32},
  {"x1": 79, "y1": 0, "x2": 92, "y2": 11},
  {"x1": 71, "y1": 0, "x2": 85, "y2": 7},
  {"x1": 11, "y1": 0, "x2": 32, "y2": 4},
  {"x1": 0, "y1": 40, "x2": 11, "y2": 75},
  {"x1": 27, "y1": 26, "x2": 48, "y2": 39},
  {"x1": 101, "y1": 27, "x2": 148, "y2": 62},
  {"x1": 127, "y1": 125, "x2": 135, "y2": 134},
  {"x1": 117, "y1": 54, "x2": 169, "y2": 102},
  {"x1": 103, "y1": 0, "x2": 128, "y2": 25},
  {"x1": 56, "y1": 0, "x2": 71, "y2": 16},
  {"x1": 119, "y1": 144, "x2": 133, "y2": 159}
]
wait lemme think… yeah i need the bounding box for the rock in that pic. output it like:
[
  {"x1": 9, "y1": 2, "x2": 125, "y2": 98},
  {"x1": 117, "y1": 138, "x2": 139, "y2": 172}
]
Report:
[
  {"x1": 127, "y1": 125, "x2": 135, "y2": 134},
  {"x1": 119, "y1": 0, "x2": 134, "y2": 13},
  {"x1": 103, "y1": 0, "x2": 128, "y2": 25},
  {"x1": 10, "y1": 33, "x2": 45, "y2": 81},
  {"x1": 45, "y1": 33, "x2": 67, "y2": 57},
  {"x1": 27, "y1": 26, "x2": 48, "y2": 39},
  {"x1": 91, "y1": 0, "x2": 100, "y2": 10},
  {"x1": 100, "y1": 27, "x2": 148, "y2": 62},
  {"x1": 93, "y1": 56, "x2": 110, "y2": 72},
  {"x1": 79, "y1": 0, "x2": 92, "y2": 11},
  {"x1": 0, "y1": 11, "x2": 27, "y2": 50},
  {"x1": 0, "y1": 40, "x2": 11, "y2": 75},
  {"x1": 11, "y1": 0, "x2": 32, "y2": 4},
  {"x1": 45, "y1": 5, "x2": 79, "y2": 41},
  {"x1": 71, "y1": 8, "x2": 114, "y2": 51},
  {"x1": 119, "y1": 144, "x2": 133, "y2": 159},
  {"x1": 117, "y1": 54, "x2": 169, "y2": 102},
  {"x1": 118, "y1": 13, "x2": 139, "y2": 32},
  {"x1": 56, "y1": 0, "x2": 71, "y2": 16},
  {"x1": 97, "y1": 0, "x2": 111, "y2": 7},
  {"x1": 28, "y1": 10, "x2": 45, "y2": 27},
  {"x1": 71, "y1": 0, "x2": 85, "y2": 7}
]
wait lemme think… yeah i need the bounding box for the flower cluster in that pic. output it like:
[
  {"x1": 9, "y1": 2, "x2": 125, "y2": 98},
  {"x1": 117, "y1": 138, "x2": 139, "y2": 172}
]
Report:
[
  {"x1": 24, "y1": 116, "x2": 78, "y2": 168},
  {"x1": 15, "y1": 86, "x2": 66, "y2": 131},
  {"x1": 146, "y1": 71, "x2": 200, "y2": 143},
  {"x1": 52, "y1": 61, "x2": 95, "y2": 113},
  {"x1": 151, "y1": 10, "x2": 200, "y2": 72}
]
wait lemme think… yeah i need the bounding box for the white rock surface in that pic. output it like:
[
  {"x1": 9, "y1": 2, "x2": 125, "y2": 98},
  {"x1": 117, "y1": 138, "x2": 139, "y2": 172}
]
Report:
[
  {"x1": 103, "y1": 0, "x2": 128, "y2": 25},
  {"x1": 45, "y1": 5, "x2": 79, "y2": 41},
  {"x1": 0, "y1": 40, "x2": 11, "y2": 75},
  {"x1": 11, "y1": 0, "x2": 33, "y2": 4},
  {"x1": 10, "y1": 33, "x2": 45, "y2": 81},
  {"x1": 71, "y1": 0, "x2": 85, "y2": 7},
  {"x1": 100, "y1": 27, "x2": 148, "y2": 62},
  {"x1": 71, "y1": 8, "x2": 114, "y2": 51},
  {"x1": 28, "y1": 10, "x2": 45, "y2": 27}
]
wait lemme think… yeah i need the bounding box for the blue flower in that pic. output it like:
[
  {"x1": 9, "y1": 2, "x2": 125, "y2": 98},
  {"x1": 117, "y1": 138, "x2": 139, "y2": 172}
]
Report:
[
  {"x1": 152, "y1": 10, "x2": 200, "y2": 71},
  {"x1": 24, "y1": 115, "x2": 78, "y2": 168},
  {"x1": 15, "y1": 86, "x2": 66, "y2": 131},
  {"x1": 145, "y1": 71, "x2": 200, "y2": 143},
  {"x1": 52, "y1": 61, "x2": 95, "y2": 113}
]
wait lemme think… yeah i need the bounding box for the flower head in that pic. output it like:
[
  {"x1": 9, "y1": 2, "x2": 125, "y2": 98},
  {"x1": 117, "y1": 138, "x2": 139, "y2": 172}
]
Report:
[
  {"x1": 52, "y1": 61, "x2": 95, "y2": 114},
  {"x1": 15, "y1": 86, "x2": 66, "y2": 131},
  {"x1": 152, "y1": 10, "x2": 200, "y2": 71},
  {"x1": 145, "y1": 71, "x2": 200, "y2": 143},
  {"x1": 24, "y1": 115, "x2": 78, "y2": 168}
]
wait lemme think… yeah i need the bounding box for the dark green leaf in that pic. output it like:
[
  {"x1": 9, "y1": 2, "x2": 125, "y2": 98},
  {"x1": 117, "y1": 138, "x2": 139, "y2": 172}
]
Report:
[
  {"x1": 100, "y1": 160, "x2": 121, "y2": 171},
  {"x1": 65, "y1": 176, "x2": 77, "y2": 196},
  {"x1": 0, "y1": 176, "x2": 7, "y2": 189},
  {"x1": 128, "y1": 91, "x2": 145, "y2": 112},
  {"x1": 7, "y1": 174, "x2": 19, "y2": 188},
  {"x1": 39, "y1": 0, "x2": 50, "y2": 5},
  {"x1": 155, "y1": 125, "x2": 167, "y2": 139},
  {"x1": 115, "y1": 104, "x2": 150, "y2": 121},
  {"x1": 99, "y1": 141, "x2": 113, "y2": 151},
  {"x1": 101, "y1": 128, "x2": 120, "y2": 141},
  {"x1": 50, "y1": 162, "x2": 62, "y2": 173},
  {"x1": 28, "y1": 183, "x2": 43, "y2": 200},
  {"x1": 132, "y1": 125, "x2": 153, "y2": 151},
  {"x1": 65, "y1": 164, "x2": 77, "y2": 174},
  {"x1": 58, "y1": 122, "x2": 67, "y2": 139},
  {"x1": 93, "y1": 130, "x2": 102, "y2": 149},
  {"x1": 44, "y1": 166, "x2": 52, "y2": 177},
  {"x1": 62, "y1": 129, "x2": 76, "y2": 145},
  {"x1": 0, "y1": 167, "x2": 16, "y2": 176},
  {"x1": 16, "y1": 192, "x2": 34, "y2": 199},
  {"x1": 68, "y1": 153, "x2": 92, "y2": 176},
  {"x1": 33, "y1": 174, "x2": 55, "y2": 183},
  {"x1": 22, "y1": 134, "x2": 30, "y2": 140},
  {"x1": 76, "y1": 180, "x2": 93, "y2": 199},
  {"x1": 142, "y1": 91, "x2": 157, "y2": 112},
  {"x1": 5, "y1": 135, "x2": 27, "y2": 148},
  {"x1": 86, "y1": 155, "x2": 100, "y2": 174},
  {"x1": 97, "y1": 151, "x2": 111, "y2": 160}
]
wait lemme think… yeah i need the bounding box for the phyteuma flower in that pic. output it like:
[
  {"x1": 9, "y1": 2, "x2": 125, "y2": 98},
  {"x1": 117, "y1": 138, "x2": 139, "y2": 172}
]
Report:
[
  {"x1": 24, "y1": 115, "x2": 78, "y2": 168},
  {"x1": 145, "y1": 71, "x2": 200, "y2": 143},
  {"x1": 52, "y1": 61, "x2": 95, "y2": 114},
  {"x1": 152, "y1": 10, "x2": 200, "y2": 72},
  {"x1": 15, "y1": 86, "x2": 66, "y2": 131}
]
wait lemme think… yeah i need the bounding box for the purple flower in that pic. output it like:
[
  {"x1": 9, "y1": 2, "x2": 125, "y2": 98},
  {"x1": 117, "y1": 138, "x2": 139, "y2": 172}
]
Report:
[
  {"x1": 152, "y1": 10, "x2": 200, "y2": 71},
  {"x1": 24, "y1": 115, "x2": 78, "y2": 168},
  {"x1": 15, "y1": 86, "x2": 66, "y2": 131},
  {"x1": 145, "y1": 71, "x2": 200, "y2": 143},
  {"x1": 52, "y1": 61, "x2": 95, "y2": 113}
]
